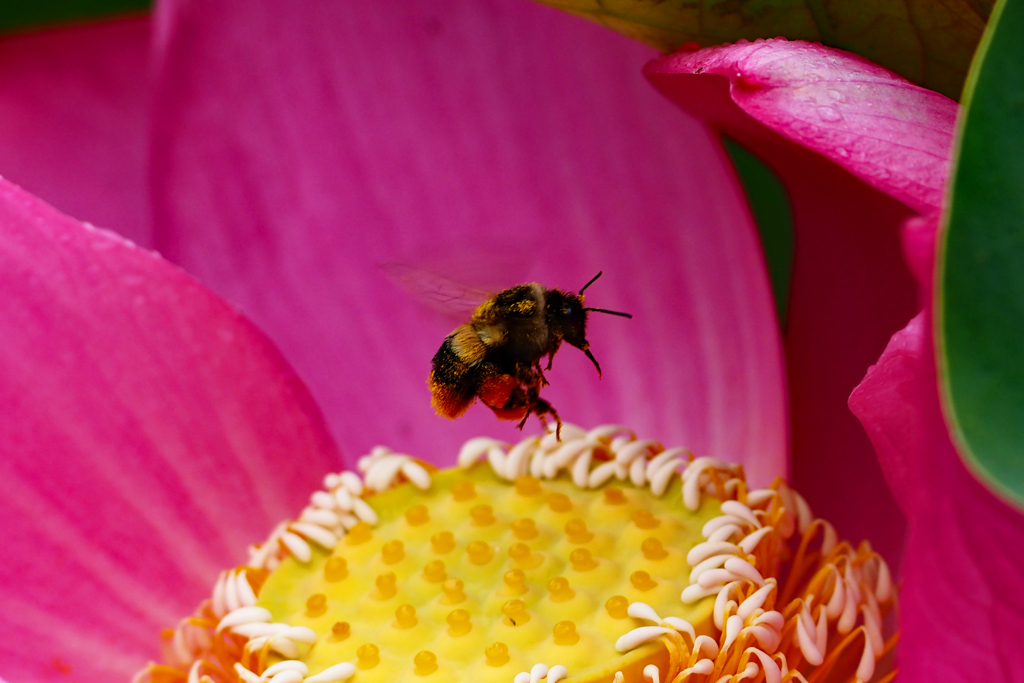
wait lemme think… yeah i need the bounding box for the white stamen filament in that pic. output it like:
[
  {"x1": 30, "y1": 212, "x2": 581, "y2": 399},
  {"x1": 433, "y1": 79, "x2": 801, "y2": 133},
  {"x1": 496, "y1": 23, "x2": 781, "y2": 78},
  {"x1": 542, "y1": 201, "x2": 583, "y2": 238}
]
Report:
[
  {"x1": 263, "y1": 661, "x2": 309, "y2": 677},
  {"x1": 304, "y1": 662, "x2": 356, "y2": 683},
  {"x1": 748, "y1": 649, "x2": 782, "y2": 683},
  {"x1": 688, "y1": 540, "x2": 741, "y2": 566},
  {"x1": 616, "y1": 626, "x2": 674, "y2": 652}
]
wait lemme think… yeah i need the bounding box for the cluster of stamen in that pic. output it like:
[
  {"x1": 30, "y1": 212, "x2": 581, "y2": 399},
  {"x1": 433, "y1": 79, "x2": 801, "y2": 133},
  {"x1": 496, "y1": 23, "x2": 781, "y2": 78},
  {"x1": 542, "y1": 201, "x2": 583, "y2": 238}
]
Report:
[{"x1": 134, "y1": 424, "x2": 895, "y2": 683}]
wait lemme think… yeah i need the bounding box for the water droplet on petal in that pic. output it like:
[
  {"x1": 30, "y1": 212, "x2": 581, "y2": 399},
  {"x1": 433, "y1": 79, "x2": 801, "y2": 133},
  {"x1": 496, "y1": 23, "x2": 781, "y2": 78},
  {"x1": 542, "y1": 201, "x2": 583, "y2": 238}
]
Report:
[{"x1": 817, "y1": 106, "x2": 843, "y2": 123}]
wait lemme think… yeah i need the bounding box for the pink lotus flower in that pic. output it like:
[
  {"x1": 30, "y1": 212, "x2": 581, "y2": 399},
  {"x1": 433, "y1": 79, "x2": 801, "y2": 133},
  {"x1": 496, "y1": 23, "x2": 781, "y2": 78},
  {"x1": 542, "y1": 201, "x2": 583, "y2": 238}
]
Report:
[{"x1": 0, "y1": 2, "x2": 1019, "y2": 682}]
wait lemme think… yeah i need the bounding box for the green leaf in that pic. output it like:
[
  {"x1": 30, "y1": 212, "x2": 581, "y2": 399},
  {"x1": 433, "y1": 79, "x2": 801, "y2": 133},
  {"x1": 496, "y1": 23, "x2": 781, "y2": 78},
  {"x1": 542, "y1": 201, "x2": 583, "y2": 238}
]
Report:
[
  {"x1": 723, "y1": 137, "x2": 794, "y2": 330},
  {"x1": 534, "y1": 0, "x2": 992, "y2": 100},
  {"x1": 0, "y1": 0, "x2": 150, "y2": 35},
  {"x1": 938, "y1": 0, "x2": 1024, "y2": 509}
]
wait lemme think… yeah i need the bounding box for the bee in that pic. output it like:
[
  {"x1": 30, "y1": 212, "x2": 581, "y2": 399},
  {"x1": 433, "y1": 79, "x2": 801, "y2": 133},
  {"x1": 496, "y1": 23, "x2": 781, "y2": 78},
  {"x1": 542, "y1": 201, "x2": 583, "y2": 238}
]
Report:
[{"x1": 428, "y1": 272, "x2": 631, "y2": 436}]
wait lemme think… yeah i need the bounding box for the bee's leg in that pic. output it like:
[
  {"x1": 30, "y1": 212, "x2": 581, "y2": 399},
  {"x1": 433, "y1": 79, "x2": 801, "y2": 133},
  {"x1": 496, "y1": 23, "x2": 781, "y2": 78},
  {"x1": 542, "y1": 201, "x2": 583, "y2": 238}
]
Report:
[
  {"x1": 551, "y1": 407, "x2": 563, "y2": 441},
  {"x1": 511, "y1": 384, "x2": 537, "y2": 430},
  {"x1": 531, "y1": 396, "x2": 563, "y2": 441},
  {"x1": 544, "y1": 342, "x2": 562, "y2": 372},
  {"x1": 511, "y1": 384, "x2": 544, "y2": 431},
  {"x1": 533, "y1": 362, "x2": 549, "y2": 387}
]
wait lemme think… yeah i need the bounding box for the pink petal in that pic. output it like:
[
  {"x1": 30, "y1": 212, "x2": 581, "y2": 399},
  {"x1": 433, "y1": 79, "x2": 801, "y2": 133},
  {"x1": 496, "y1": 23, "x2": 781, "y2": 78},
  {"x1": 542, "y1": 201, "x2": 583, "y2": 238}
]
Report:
[
  {"x1": 0, "y1": 179, "x2": 341, "y2": 681},
  {"x1": 645, "y1": 39, "x2": 960, "y2": 563},
  {"x1": 0, "y1": 17, "x2": 153, "y2": 247},
  {"x1": 148, "y1": 0, "x2": 787, "y2": 483},
  {"x1": 646, "y1": 39, "x2": 958, "y2": 215},
  {"x1": 850, "y1": 218, "x2": 1024, "y2": 680}
]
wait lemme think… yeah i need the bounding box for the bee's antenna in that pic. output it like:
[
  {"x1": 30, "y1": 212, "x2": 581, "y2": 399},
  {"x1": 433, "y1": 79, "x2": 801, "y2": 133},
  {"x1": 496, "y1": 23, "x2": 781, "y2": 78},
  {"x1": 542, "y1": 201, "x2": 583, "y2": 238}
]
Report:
[
  {"x1": 584, "y1": 307, "x2": 633, "y2": 319},
  {"x1": 579, "y1": 271, "x2": 603, "y2": 294}
]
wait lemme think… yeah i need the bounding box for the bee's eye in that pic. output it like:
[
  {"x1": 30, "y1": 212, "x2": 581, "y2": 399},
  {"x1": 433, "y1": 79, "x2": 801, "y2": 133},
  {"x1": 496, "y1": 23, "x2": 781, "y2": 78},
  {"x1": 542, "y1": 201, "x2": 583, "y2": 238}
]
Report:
[{"x1": 563, "y1": 306, "x2": 573, "y2": 316}]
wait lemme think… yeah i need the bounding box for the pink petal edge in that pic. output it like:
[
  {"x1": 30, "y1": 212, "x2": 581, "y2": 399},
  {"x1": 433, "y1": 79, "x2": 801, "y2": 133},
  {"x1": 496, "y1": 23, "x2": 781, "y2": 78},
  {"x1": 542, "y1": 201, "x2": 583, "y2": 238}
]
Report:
[
  {"x1": 850, "y1": 216, "x2": 1024, "y2": 682},
  {"x1": 644, "y1": 39, "x2": 954, "y2": 564},
  {"x1": 0, "y1": 178, "x2": 341, "y2": 682},
  {"x1": 646, "y1": 39, "x2": 958, "y2": 215},
  {"x1": 148, "y1": 0, "x2": 787, "y2": 483}
]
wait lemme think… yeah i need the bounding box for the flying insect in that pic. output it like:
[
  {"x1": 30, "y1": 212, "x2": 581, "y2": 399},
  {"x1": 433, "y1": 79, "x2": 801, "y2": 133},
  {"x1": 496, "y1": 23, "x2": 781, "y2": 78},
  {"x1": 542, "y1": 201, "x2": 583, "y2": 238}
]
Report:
[{"x1": 427, "y1": 272, "x2": 631, "y2": 437}]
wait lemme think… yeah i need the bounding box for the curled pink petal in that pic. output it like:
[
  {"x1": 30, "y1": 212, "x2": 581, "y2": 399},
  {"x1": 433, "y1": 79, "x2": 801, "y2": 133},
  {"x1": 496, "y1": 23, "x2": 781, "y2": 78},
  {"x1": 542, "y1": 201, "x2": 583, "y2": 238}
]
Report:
[
  {"x1": 0, "y1": 17, "x2": 153, "y2": 247},
  {"x1": 646, "y1": 39, "x2": 958, "y2": 215},
  {"x1": 645, "y1": 38, "x2": 958, "y2": 562},
  {"x1": 850, "y1": 216, "x2": 1024, "y2": 680},
  {"x1": 0, "y1": 179, "x2": 341, "y2": 681},
  {"x1": 149, "y1": 0, "x2": 787, "y2": 483}
]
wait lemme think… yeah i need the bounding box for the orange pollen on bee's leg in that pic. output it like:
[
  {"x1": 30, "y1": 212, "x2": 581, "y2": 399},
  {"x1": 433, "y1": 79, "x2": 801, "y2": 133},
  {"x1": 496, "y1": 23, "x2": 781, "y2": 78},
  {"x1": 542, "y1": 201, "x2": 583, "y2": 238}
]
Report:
[
  {"x1": 478, "y1": 375, "x2": 519, "y2": 411},
  {"x1": 491, "y1": 405, "x2": 530, "y2": 421}
]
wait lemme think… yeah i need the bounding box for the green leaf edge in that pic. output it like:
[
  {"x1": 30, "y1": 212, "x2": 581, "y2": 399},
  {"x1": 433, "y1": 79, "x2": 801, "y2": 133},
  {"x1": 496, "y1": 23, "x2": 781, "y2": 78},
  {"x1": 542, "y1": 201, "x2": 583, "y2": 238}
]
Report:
[
  {"x1": 936, "y1": 0, "x2": 1024, "y2": 510},
  {"x1": 0, "y1": 0, "x2": 151, "y2": 35}
]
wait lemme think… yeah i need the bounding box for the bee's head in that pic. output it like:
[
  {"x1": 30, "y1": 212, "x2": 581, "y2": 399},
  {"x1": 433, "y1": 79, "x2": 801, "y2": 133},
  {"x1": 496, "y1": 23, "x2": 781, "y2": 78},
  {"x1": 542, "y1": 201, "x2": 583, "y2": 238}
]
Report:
[
  {"x1": 545, "y1": 289, "x2": 589, "y2": 351},
  {"x1": 546, "y1": 273, "x2": 631, "y2": 377}
]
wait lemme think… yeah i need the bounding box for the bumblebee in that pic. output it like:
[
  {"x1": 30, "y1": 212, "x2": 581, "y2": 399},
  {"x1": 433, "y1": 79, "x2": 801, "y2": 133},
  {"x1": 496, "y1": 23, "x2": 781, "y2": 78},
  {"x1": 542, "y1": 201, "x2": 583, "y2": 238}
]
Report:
[{"x1": 428, "y1": 272, "x2": 630, "y2": 436}]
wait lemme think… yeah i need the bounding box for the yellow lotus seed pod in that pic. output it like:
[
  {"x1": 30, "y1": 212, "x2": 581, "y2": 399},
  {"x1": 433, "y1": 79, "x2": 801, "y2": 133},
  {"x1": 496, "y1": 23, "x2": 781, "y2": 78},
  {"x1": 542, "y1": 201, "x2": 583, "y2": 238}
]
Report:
[
  {"x1": 503, "y1": 569, "x2": 528, "y2": 595},
  {"x1": 238, "y1": 433, "x2": 868, "y2": 683},
  {"x1": 357, "y1": 643, "x2": 380, "y2": 669},
  {"x1": 630, "y1": 570, "x2": 657, "y2": 591},
  {"x1": 442, "y1": 578, "x2": 466, "y2": 604},
  {"x1": 423, "y1": 559, "x2": 446, "y2": 583},
  {"x1": 514, "y1": 475, "x2": 541, "y2": 496},
  {"x1": 569, "y1": 547, "x2": 598, "y2": 572},
  {"x1": 547, "y1": 576, "x2": 575, "y2": 602},
  {"x1": 395, "y1": 604, "x2": 417, "y2": 629},
  {"x1": 502, "y1": 599, "x2": 530, "y2": 626},
  {"x1": 305, "y1": 592, "x2": 327, "y2": 617},
  {"x1": 446, "y1": 608, "x2": 472, "y2": 637},
  {"x1": 485, "y1": 642, "x2": 510, "y2": 667},
  {"x1": 604, "y1": 487, "x2": 627, "y2": 505},
  {"x1": 510, "y1": 517, "x2": 538, "y2": 540},
  {"x1": 405, "y1": 504, "x2": 429, "y2": 526},
  {"x1": 632, "y1": 509, "x2": 660, "y2": 529},
  {"x1": 323, "y1": 556, "x2": 348, "y2": 582},
  {"x1": 605, "y1": 595, "x2": 629, "y2": 619},
  {"x1": 451, "y1": 481, "x2": 475, "y2": 502},
  {"x1": 547, "y1": 492, "x2": 572, "y2": 513},
  {"x1": 347, "y1": 521, "x2": 373, "y2": 545},
  {"x1": 565, "y1": 518, "x2": 593, "y2": 544},
  {"x1": 430, "y1": 530, "x2": 455, "y2": 554},
  {"x1": 470, "y1": 504, "x2": 496, "y2": 526},
  {"x1": 242, "y1": 441, "x2": 742, "y2": 682},
  {"x1": 641, "y1": 538, "x2": 668, "y2": 561},
  {"x1": 382, "y1": 539, "x2": 405, "y2": 565},
  {"x1": 467, "y1": 540, "x2": 494, "y2": 565},
  {"x1": 375, "y1": 572, "x2": 397, "y2": 599},
  {"x1": 507, "y1": 542, "x2": 542, "y2": 569},
  {"x1": 553, "y1": 620, "x2": 580, "y2": 646},
  {"x1": 413, "y1": 651, "x2": 437, "y2": 676}
]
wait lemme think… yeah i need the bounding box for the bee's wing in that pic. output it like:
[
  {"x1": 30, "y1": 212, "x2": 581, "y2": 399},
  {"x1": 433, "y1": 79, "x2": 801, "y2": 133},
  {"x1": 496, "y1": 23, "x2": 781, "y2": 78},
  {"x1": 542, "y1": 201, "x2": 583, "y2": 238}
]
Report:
[{"x1": 379, "y1": 263, "x2": 491, "y2": 318}]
